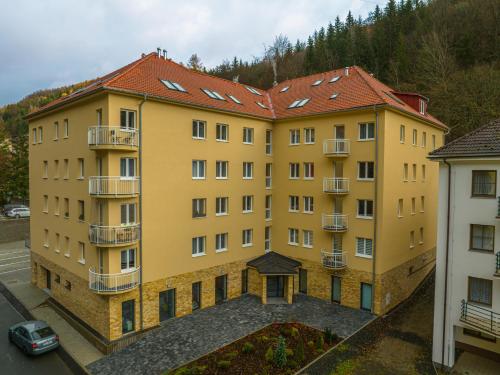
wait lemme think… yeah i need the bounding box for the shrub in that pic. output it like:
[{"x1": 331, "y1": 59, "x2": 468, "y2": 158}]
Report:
[
  {"x1": 216, "y1": 360, "x2": 231, "y2": 370},
  {"x1": 225, "y1": 350, "x2": 238, "y2": 360},
  {"x1": 287, "y1": 359, "x2": 298, "y2": 369},
  {"x1": 280, "y1": 327, "x2": 291, "y2": 337},
  {"x1": 290, "y1": 327, "x2": 299, "y2": 338},
  {"x1": 336, "y1": 343, "x2": 349, "y2": 352},
  {"x1": 258, "y1": 335, "x2": 270, "y2": 343},
  {"x1": 307, "y1": 340, "x2": 315, "y2": 349},
  {"x1": 316, "y1": 333, "x2": 325, "y2": 350},
  {"x1": 265, "y1": 346, "x2": 274, "y2": 362},
  {"x1": 295, "y1": 339, "x2": 305, "y2": 363},
  {"x1": 242, "y1": 342, "x2": 255, "y2": 354},
  {"x1": 274, "y1": 335, "x2": 287, "y2": 368},
  {"x1": 285, "y1": 348, "x2": 294, "y2": 357}
]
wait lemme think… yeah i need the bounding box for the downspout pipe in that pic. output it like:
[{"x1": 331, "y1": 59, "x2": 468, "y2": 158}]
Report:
[
  {"x1": 371, "y1": 108, "x2": 379, "y2": 313},
  {"x1": 441, "y1": 159, "x2": 452, "y2": 368},
  {"x1": 138, "y1": 95, "x2": 147, "y2": 331}
]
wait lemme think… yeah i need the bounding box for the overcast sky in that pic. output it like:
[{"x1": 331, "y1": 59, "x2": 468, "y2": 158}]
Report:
[{"x1": 0, "y1": 0, "x2": 386, "y2": 106}]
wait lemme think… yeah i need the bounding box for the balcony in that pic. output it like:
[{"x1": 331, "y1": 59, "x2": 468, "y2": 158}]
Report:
[
  {"x1": 323, "y1": 177, "x2": 349, "y2": 194},
  {"x1": 89, "y1": 267, "x2": 140, "y2": 294},
  {"x1": 495, "y1": 253, "x2": 500, "y2": 278},
  {"x1": 321, "y1": 251, "x2": 347, "y2": 270},
  {"x1": 460, "y1": 300, "x2": 500, "y2": 338},
  {"x1": 323, "y1": 139, "x2": 350, "y2": 157},
  {"x1": 88, "y1": 127, "x2": 138, "y2": 150},
  {"x1": 89, "y1": 224, "x2": 140, "y2": 246},
  {"x1": 497, "y1": 197, "x2": 500, "y2": 218},
  {"x1": 89, "y1": 177, "x2": 140, "y2": 197},
  {"x1": 322, "y1": 214, "x2": 348, "y2": 232}
]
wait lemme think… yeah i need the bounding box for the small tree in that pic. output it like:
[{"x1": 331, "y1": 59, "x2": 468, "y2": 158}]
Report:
[
  {"x1": 295, "y1": 338, "x2": 305, "y2": 363},
  {"x1": 274, "y1": 335, "x2": 287, "y2": 368}
]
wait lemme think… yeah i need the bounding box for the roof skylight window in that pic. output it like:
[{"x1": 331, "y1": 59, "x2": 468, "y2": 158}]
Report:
[
  {"x1": 201, "y1": 88, "x2": 225, "y2": 100},
  {"x1": 256, "y1": 102, "x2": 268, "y2": 109},
  {"x1": 280, "y1": 86, "x2": 290, "y2": 93},
  {"x1": 288, "y1": 98, "x2": 310, "y2": 109},
  {"x1": 227, "y1": 94, "x2": 242, "y2": 104},
  {"x1": 330, "y1": 93, "x2": 340, "y2": 99},
  {"x1": 245, "y1": 86, "x2": 262, "y2": 96},
  {"x1": 329, "y1": 76, "x2": 340, "y2": 83},
  {"x1": 161, "y1": 79, "x2": 187, "y2": 92},
  {"x1": 312, "y1": 79, "x2": 323, "y2": 86}
]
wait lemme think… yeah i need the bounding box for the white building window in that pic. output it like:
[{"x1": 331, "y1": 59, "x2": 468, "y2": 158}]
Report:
[
  {"x1": 398, "y1": 199, "x2": 404, "y2": 218},
  {"x1": 420, "y1": 196, "x2": 425, "y2": 212},
  {"x1": 421, "y1": 131, "x2": 427, "y2": 147},
  {"x1": 243, "y1": 127, "x2": 254, "y2": 144},
  {"x1": 243, "y1": 162, "x2": 253, "y2": 179},
  {"x1": 32, "y1": 128, "x2": 37, "y2": 144},
  {"x1": 265, "y1": 195, "x2": 272, "y2": 220},
  {"x1": 192, "y1": 120, "x2": 206, "y2": 139},
  {"x1": 121, "y1": 203, "x2": 137, "y2": 224},
  {"x1": 289, "y1": 163, "x2": 300, "y2": 179},
  {"x1": 304, "y1": 128, "x2": 315, "y2": 144},
  {"x1": 242, "y1": 229, "x2": 253, "y2": 247},
  {"x1": 77, "y1": 158, "x2": 84, "y2": 179},
  {"x1": 303, "y1": 230, "x2": 313, "y2": 248},
  {"x1": 422, "y1": 164, "x2": 426, "y2": 181},
  {"x1": 43, "y1": 161, "x2": 48, "y2": 178},
  {"x1": 419, "y1": 227, "x2": 424, "y2": 244},
  {"x1": 412, "y1": 129, "x2": 417, "y2": 145},
  {"x1": 216, "y1": 123, "x2": 228, "y2": 141},
  {"x1": 121, "y1": 249, "x2": 136, "y2": 270},
  {"x1": 304, "y1": 162, "x2": 314, "y2": 179},
  {"x1": 63, "y1": 119, "x2": 69, "y2": 138},
  {"x1": 289, "y1": 129, "x2": 300, "y2": 145},
  {"x1": 43, "y1": 195, "x2": 48, "y2": 213},
  {"x1": 411, "y1": 197, "x2": 416, "y2": 215},
  {"x1": 265, "y1": 163, "x2": 272, "y2": 189},
  {"x1": 192, "y1": 198, "x2": 206, "y2": 218},
  {"x1": 265, "y1": 129, "x2": 272, "y2": 155},
  {"x1": 359, "y1": 122, "x2": 375, "y2": 140},
  {"x1": 265, "y1": 226, "x2": 271, "y2": 251},
  {"x1": 120, "y1": 109, "x2": 136, "y2": 129},
  {"x1": 358, "y1": 162, "x2": 374, "y2": 180},
  {"x1": 242, "y1": 195, "x2": 253, "y2": 213},
  {"x1": 357, "y1": 200, "x2": 374, "y2": 218},
  {"x1": 400, "y1": 125, "x2": 405, "y2": 143},
  {"x1": 215, "y1": 233, "x2": 228, "y2": 252},
  {"x1": 192, "y1": 236, "x2": 206, "y2": 256},
  {"x1": 288, "y1": 228, "x2": 299, "y2": 245},
  {"x1": 289, "y1": 196, "x2": 299, "y2": 212},
  {"x1": 303, "y1": 196, "x2": 314, "y2": 213},
  {"x1": 419, "y1": 99, "x2": 426, "y2": 115},
  {"x1": 410, "y1": 231, "x2": 415, "y2": 248},
  {"x1": 43, "y1": 229, "x2": 49, "y2": 248},
  {"x1": 216, "y1": 161, "x2": 228, "y2": 179},
  {"x1": 356, "y1": 238, "x2": 373, "y2": 258},
  {"x1": 38, "y1": 126, "x2": 43, "y2": 143},
  {"x1": 432, "y1": 135, "x2": 436, "y2": 150},
  {"x1": 192, "y1": 160, "x2": 206, "y2": 179},
  {"x1": 63, "y1": 159, "x2": 69, "y2": 179},
  {"x1": 53, "y1": 122, "x2": 59, "y2": 140},
  {"x1": 120, "y1": 158, "x2": 136, "y2": 177},
  {"x1": 216, "y1": 197, "x2": 228, "y2": 216},
  {"x1": 412, "y1": 164, "x2": 417, "y2": 181},
  {"x1": 78, "y1": 242, "x2": 85, "y2": 264},
  {"x1": 403, "y1": 163, "x2": 409, "y2": 181}
]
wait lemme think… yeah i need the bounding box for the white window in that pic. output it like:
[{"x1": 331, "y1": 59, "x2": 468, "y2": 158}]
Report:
[
  {"x1": 216, "y1": 161, "x2": 228, "y2": 179},
  {"x1": 78, "y1": 242, "x2": 85, "y2": 264},
  {"x1": 38, "y1": 126, "x2": 43, "y2": 143},
  {"x1": 359, "y1": 122, "x2": 375, "y2": 140},
  {"x1": 411, "y1": 197, "x2": 416, "y2": 215},
  {"x1": 303, "y1": 230, "x2": 313, "y2": 248},
  {"x1": 304, "y1": 128, "x2": 315, "y2": 144},
  {"x1": 43, "y1": 229, "x2": 49, "y2": 248},
  {"x1": 303, "y1": 196, "x2": 314, "y2": 213},
  {"x1": 242, "y1": 229, "x2": 253, "y2": 247},
  {"x1": 43, "y1": 195, "x2": 48, "y2": 213},
  {"x1": 120, "y1": 158, "x2": 136, "y2": 178},
  {"x1": 63, "y1": 159, "x2": 69, "y2": 179},
  {"x1": 215, "y1": 233, "x2": 228, "y2": 252},
  {"x1": 216, "y1": 197, "x2": 228, "y2": 216},
  {"x1": 192, "y1": 236, "x2": 206, "y2": 256},
  {"x1": 265, "y1": 129, "x2": 272, "y2": 155},
  {"x1": 356, "y1": 238, "x2": 373, "y2": 258},
  {"x1": 78, "y1": 200, "x2": 85, "y2": 221},
  {"x1": 243, "y1": 127, "x2": 254, "y2": 144},
  {"x1": 304, "y1": 162, "x2": 314, "y2": 179},
  {"x1": 265, "y1": 226, "x2": 271, "y2": 251},
  {"x1": 201, "y1": 88, "x2": 225, "y2": 100},
  {"x1": 63, "y1": 198, "x2": 69, "y2": 218},
  {"x1": 78, "y1": 158, "x2": 84, "y2": 179},
  {"x1": 216, "y1": 123, "x2": 228, "y2": 141},
  {"x1": 358, "y1": 162, "x2": 374, "y2": 180},
  {"x1": 54, "y1": 197, "x2": 60, "y2": 216},
  {"x1": 419, "y1": 227, "x2": 424, "y2": 244},
  {"x1": 43, "y1": 161, "x2": 48, "y2": 179},
  {"x1": 412, "y1": 129, "x2": 417, "y2": 145},
  {"x1": 432, "y1": 134, "x2": 436, "y2": 150},
  {"x1": 422, "y1": 164, "x2": 426, "y2": 181},
  {"x1": 121, "y1": 249, "x2": 136, "y2": 270},
  {"x1": 120, "y1": 109, "x2": 136, "y2": 129},
  {"x1": 161, "y1": 79, "x2": 187, "y2": 92},
  {"x1": 32, "y1": 128, "x2": 37, "y2": 144},
  {"x1": 412, "y1": 164, "x2": 417, "y2": 181},
  {"x1": 63, "y1": 119, "x2": 69, "y2": 138},
  {"x1": 192, "y1": 198, "x2": 206, "y2": 218},
  {"x1": 289, "y1": 129, "x2": 300, "y2": 145},
  {"x1": 357, "y1": 200, "x2": 374, "y2": 218},
  {"x1": 288, "y1": 228, "x2": 299, "y2": 245},
  {"x1": 419, "y1": 99, "x2": 426, "y2": 114},
  {"x1": 289, "y1": 196, "x2": 299, "y2": 212},
  {"x1": 288, "y1": 98, "x2": 310, "y2": 108},
  {"x1": 55, "y1": 233, "x2": 60, "y2": 253},
  {"x1": 265, "y1": 163, "x2": 272, "y2": 189},
  {"x1": 242, "y1": 195, "x2": 253, "y2": 213},
  {"x1": 96, "y1": 109, "x2": 102, "y2": 126},
  {"x1": 54, "y1": 160, "x2": 59, "y2": 179},
  {"x1": 398, "y1": 199, "x2": 404, "y2": 217},
  {"x1": 64, "y1": 236, "x2": 70, "y2": 257},
  {"x1": 289, "y1": 163, "x2": 299, "y2": 179},
  {"x1": 243, "y1": 162, "x2": 253, "y2": 179},
  {"x1": 192, "y1": 120, "x2": 206, "y2": 139},
  {"x1": 421, "y1": 131, "x2": 427, "y2": 147},
  {"x1": 403, "y1": 163, "x2": 409, "y2": 181},
  {"x1": 410, "y1": 231, "x2": 415, "y2": 248},
  {"x1": 228, "y1": 94, "x2": 242, "y2": 104},
  {"x1": 53, "y1": 122, "x2": 59, "y2": 140},
  {"x1": 192, "y1": 160, "x2": 206, "y2": 179},
  {"x1": 265, "y1": 195, "x2": 272, "y2": 220},
  {"x1": 400, "y1": 125, "x2": 405, "y2": 143},
  {"x1": 420, "y1": 196, "x2": 425, "y2": 212},
  {"x1": 121, "y1": 203, "x2": 137, "y2": 224},
  {"x1": 312, "y1": 79, "x2": 323, "y2": 86}
]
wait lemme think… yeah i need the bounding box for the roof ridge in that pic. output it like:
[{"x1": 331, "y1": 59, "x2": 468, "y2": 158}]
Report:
[
  {"x1": 352, "y1": 66, "x2": 387, "y2": 104},
  {"x1": 105, "y1": 52, "x2": 157, "y2": 87}
]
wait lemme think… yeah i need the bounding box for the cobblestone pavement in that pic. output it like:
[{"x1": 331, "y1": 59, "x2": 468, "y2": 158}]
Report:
[{"x1": 87, "y1": 294, "x2": 373, "y2": 375}]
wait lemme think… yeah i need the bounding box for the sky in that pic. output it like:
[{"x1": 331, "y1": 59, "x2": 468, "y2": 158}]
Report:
[{"x1": 0, "y1": 0, "x2": 386, "y2": 106}]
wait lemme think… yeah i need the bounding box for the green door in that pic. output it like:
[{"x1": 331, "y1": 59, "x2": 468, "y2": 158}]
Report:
[
  {"x1": 360, "y1": 283, "x2": 372, "y2": 311},
  {"x1": 331, "y1": 276, "x2": 341, "y2": 303}
]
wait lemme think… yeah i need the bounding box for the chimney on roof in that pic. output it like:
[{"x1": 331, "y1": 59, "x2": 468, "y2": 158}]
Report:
[
  {"x1": 232, "y1": 75, "x2": 239, "y2": 83},
  {"x1": 157, "y1": 48, "x2": 161, "y2": 58},
  {"x1": 141, "y1": 53, "x2": 146, "y2": 58},
  {"x1": 162, "y1": 49, "x2": 167, "y2": 59},
  {"x1": 344, "y1": 67, "x2": 349, "y2": 77}
]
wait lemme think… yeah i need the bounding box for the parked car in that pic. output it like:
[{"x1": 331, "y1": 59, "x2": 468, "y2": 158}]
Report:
[
  {"x1": 8, "y1": 320, "x2": 59, "y2": 355},
  {"x1": 5, "y1": 207, "x2": 30, "y2": 218},
  {"x1": 2, "y1": 204, "x2": 28, "y2": 215}
]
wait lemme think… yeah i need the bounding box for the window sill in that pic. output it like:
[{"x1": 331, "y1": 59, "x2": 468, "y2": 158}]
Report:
[
  {"x1": 468, "y1": 248, "x2": 494, "y2": 254},
  {"x1": 470, "y1": 195, "x2": 496, "y2": 199},
  {"x1": 242, "y1": 244, "x2": 253, "y2": 248},
  {"x1": 289, "y1": 210, "x2": 299, "y2": 213},
  {"x1": 63, "y1": 216, "x2": 69, "y2": 220},
  {"x1": 54, "y1": 249, "x2": 60, "y2": 254},
  {"x1": 303, "y1": 211, "x2": 313, "y2": 215},
  {"x1": 357, "y1": 138, "x2": 374, "y2": 142},
  {"x1": 288, "y1": 143, "x2": 300, "y2": 146},
  {"x1": 43, "y1": 177, "x2": 48, "y2": 179},
  {"x1": 215, "y1": 177, "x2": 228, "y2": 180},
  {"x1": 63, "y1": 136, "x2": 68, "y2": 139},
  {"x1": 357, "y1": 178, "x2": 374, "y2": 182},
  {"x1": 64, "y1": 253, "x2": 70, "y2": 258},
  {"x1": 265, "y1": 218, "x2": 272, "y2": 221},
  {"x1": 78, "y1": 220, "x2": 85, "y2": 224},
  {"x1": 242, "y1": 211, "x2": 253, "y2": 214},
  {"x1": 43, "y1": 244, "x2": 49, "y2": 249},
  {"x1": 216, "y1": 139, "x2": 228, "y2": 143},
  {"x1": 409, "y1": 245, "x2": 415, "y2": 249},
  {"x1": 215, "y1": 213, "x2": 228, "y2": 217},
  {"x1": 303, "y1": 178, "x2": 314, "y2": 181},
  {"x1": 355, "y1": 254, "x2": 373, "y2": 259},
  {"x1": 302, "y1": 245, "x2": 313, "y2": 249},
  {"x1": 192, "y1": 216, "x2": 206, "y2": 219},
  {"x1": 411, "y1": 213, "x2": 416, "y2": 216},
  {"x1": 215, "y1": 248, "x2": 228, "y2": 253},
  {"x1": 242, "y1": 142, "x2": 254, "y2": 145},
  {"x1": 288, "y1": 243, "x2": 299, "y2": 246},
  {"x1": 397, "y1": 215, "x2": 403, "y2": 219},
  {"x1": 192, "y1": 253, "x2": 206, "y2": 258},
  {"x1": 304, "y1": 142, "x2": 315, "y2": 145},
  {"x1": 356, "y1": 216, "x2": 373, "y2": 220},
  {"x1": 419, "y1": 241, "x2": 424, "y2": 245},
  {"x1": 42, "y1": 210, "x2": 48, "y2": 214},
  {"x1": 420, "y1": 210, "x2": 425, "y2": 213},
  {"x1": 289, "y1": 177, "x2": 299, "y2": 180},
  {"x1": 76, "y1": 177, "x2": 84, "y2": 181},
  {"x1": 242, "y1": 177, "x2": 253, "y2": 180},
  {"x1": 192, "y1": 137, "x2": 206, "y2": 141},
  {"x1": 192, "y1": 177, "x2": 206, "y2": 180},
  {"x1": 78, "y1": 259, "x2": 86, "y2": 265}
]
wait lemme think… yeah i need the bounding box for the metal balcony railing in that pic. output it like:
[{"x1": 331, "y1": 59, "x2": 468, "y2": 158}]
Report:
[
  {"x1": 89, "y1": 177, "x2": 140, "y2": 196},
  {"x1": 497, "y1": 197, "x2": 500, "y2": 218},
  {"x1": 89, "y1": 224, "x2": 140, "y2": 245},
  {"x1": 88, "y1": 127, "x2": 138, "y2": 148},
  {"x1": 460, "y1": 300, "x2": 500, "y2": 337},
  {"x1": 323, "y1": 139, "x2": 350, "y2": 156},
  {"x1": 89, "y1": 267, "x2": 140, "y2": 293},
  {"x1": 495, "y1": 253, "x2": 500, "y2": 277},
  {"x1": 321, "y1": 251, "x2": 347, "y2": 269},
  {"x1": 323, "y1": 177, "x2": 349, "y2": 194},
  {"x1": 321, "y1": 214, "x2": 348, "y2": 232}
]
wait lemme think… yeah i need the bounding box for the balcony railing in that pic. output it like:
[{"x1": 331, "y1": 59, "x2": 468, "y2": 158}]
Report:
[
  {"x1": 88, "y1": 127, "x2": 138, "y2": 148},
  {"x1": 321, "y1": 251, "x2": 347, "y2": 269},
  {"x1": 495, "y1": 253, "x2": 500, "y2": 277},
  {"x1": 460, "y1": 300, "x2": 500, "y2": 337},
  {"x1": 89, "y1": 267, "x2": 140, "y2": 294},
  {"x1": 89, "y1": 177, "x2": 140, "y2": 196},
  {"x1": 89, "y1": 224, "x2": 140, "y2": 245},
  {"x1": 497, "y1": 197, "x2": 500, "y2": 218},
  {"x1": 322, "y1": 214, "x2": 348, "y2": 232},
  {"x1": 323, "y1": 139, "x2": 350, "y2": 156},
  {"x1": 323, "y1": 177, "x2": 349, "y2": 194}
]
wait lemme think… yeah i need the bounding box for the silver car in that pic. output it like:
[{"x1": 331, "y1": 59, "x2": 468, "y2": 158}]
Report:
[
  {"x1": 8, "y1": 320, "x2": 59, "y2": 355},
  {"x1": 6, "y1": 207, "x2": 30, "y2": 218}
]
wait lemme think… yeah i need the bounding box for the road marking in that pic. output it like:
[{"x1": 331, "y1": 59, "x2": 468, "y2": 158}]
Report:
[
  {"x1": 0, "y1": 251, "x2": 29, "y2": 257},
  {"x1": 0, "y1": 267, "x2": 31, "y2": 276},
  {"x1": 0, "y1": 260, "x2": 30, "y2": 268},
  {"x1": 0, "y1": 255, "x2": 30, "y2": 262}
]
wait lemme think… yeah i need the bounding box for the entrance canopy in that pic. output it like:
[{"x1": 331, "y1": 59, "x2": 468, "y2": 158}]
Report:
[{"x1": 247, "y1": 252, "x2": 301, "y2": 275}]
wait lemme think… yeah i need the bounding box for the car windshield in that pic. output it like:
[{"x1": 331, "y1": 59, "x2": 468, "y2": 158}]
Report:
[{"x1": 31, "y1": 327, "x2": 54, "y2": 340}]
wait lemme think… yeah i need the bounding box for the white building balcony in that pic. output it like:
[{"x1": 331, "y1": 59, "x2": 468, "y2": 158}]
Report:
[
  {"x1": 89, "y1": 267, "x2": 140, "y2": 294},
  {"x1": 321, "y1": 251, "x2": 347, "y2": 270},
  {"x1": 89, "y1": 224, "x2": 140, "y2": 246},
  {"x1": 323, "y1": 177, "x2": 349, "y2": 194},
  {"x1": 322, "y1": 214, "x2": 348, "y2": 232},
  {"x1": 89, "y1": 177, "x2": 140, "y2": 197},
  {"x1": 460, "y1": 300, "x2": 500, "y2": 338},
  {"x1": 88, "y1": 126, "x2": 138, "y2": 150},
  {"x1": 323, "y1": 139, "x2": 350, "y2": 157}
]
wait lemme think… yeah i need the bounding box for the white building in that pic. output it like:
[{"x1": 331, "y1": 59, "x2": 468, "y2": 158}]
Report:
[{"x1": 430, "y1": 119, "x2": 500, "y2": 368}]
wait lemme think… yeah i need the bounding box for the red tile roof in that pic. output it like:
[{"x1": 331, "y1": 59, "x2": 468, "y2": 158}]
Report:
[{"x1": 28, "y1": 52, "x2": 446, "y2": 129}]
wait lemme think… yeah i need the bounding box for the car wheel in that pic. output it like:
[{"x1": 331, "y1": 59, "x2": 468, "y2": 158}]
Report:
[{"x1": 15, "y1": 215, "x2": 20, "y2": 219}]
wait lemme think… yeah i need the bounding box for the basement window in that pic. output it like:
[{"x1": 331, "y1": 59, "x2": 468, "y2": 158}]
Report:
[
  {"x1": 312, "y1": 79, "x2": 323, "y2": 86},
  {"x1": 329, "y1": 76, "x2": 340, "y2": 83},
  {"x1": 160, "y1": 79, "x2": 187, "y2": 92},
  {"x1": 330, "y1": 92, "x2": 340, "y2": 99},
  {"x1": 227, "y1": 94, "x2": 242, "y2": 104},
  {"x1": 288, "y1": 98, "x2": 310, "y2": 109},
  {"x1": 256, "y1": 102, "x2": 268, "y2": 109},
  {"x1": 201, "y1": 88, "x2": 225, "y2": 100},
  {"x1": 245, "y1": 86, "x2": 262, "y2": 96},
  {"x1": 280, "y1": 86, "x2": 290, "y2": 92}
]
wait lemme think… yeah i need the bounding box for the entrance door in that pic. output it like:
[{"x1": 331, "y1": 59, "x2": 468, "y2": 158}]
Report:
[
  {"x1": 192, "y1": 282, "x2": 201, "y2": 311},
  {"x1": 334, "y1": 125, "x2": 346, "y2": 153},
  {"x1": 360, "y1": 283, "x2": 372, "y2": 311},
  {"x1": 266, "y1": 276, "x2": 285, "y2": 298},
  {"x1": 122, "y1": 300, "x2": 135, "y2": 334},
  {"x1": 45, "y1": 269, "x2": 51, "y2": 290},
  {"x1": 215, "y1": 275, "x2": 227, "y2": 304},
  {"x1": 331, "y1": 276, "x2": 341, "y2": 303},
  {"x1": 159, "y1": 289, "x2": 176, "y2": 321}
]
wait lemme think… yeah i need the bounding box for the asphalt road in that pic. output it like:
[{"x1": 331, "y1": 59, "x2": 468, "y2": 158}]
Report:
[{"x1": 0, "y1": 241, "x2": 73, "y2": 375}]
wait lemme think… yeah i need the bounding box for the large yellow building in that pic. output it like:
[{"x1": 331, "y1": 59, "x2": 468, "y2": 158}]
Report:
[{"x1": 27, "y1": 51, "x2": 446, "y2": 347}]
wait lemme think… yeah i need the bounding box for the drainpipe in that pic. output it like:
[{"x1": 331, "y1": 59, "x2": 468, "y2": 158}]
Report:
[
  {"x1": 441, "y1": 159, "x2": 452, "y2": 369},
  {"x1": 138, "y1": 95, "x2": 147, "y2": 331},
  {"x1": 371, "y1": 108, "x2": 379, "y2": 313}
]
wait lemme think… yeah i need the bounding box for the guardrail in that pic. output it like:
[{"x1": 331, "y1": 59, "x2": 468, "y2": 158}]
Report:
[
  {"x1": 323, "y1": 139, "x2": 350, "y2": 156},
  {"x1": 323, "y1": 177, "x2": 349, "y2": 194},
  {"x1": 321, "y1": 251, "x2": 347, "y2": 269},
  {"x1": 322, "y1": 214, "x2": 348, "y2": 232},
  {"x1": 460, "y1": 300, "x2": 500, "y2": 337},
  {"x1": 89, "y1": 267, "x2": 140, "y2": 293},
  {"x1": 88, "y1": 127, "x2": 138, "y2": 148},
  {"x1": 89, "y1": 177, "x2": 140, "y2": 196},
  {"x1": 89, "y1": 224, "x2": 140, "y2": 245}
]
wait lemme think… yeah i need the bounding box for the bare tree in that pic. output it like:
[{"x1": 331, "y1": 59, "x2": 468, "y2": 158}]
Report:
[{"x1": 187, "y1": 54, "x2": 204, "y2": 71}]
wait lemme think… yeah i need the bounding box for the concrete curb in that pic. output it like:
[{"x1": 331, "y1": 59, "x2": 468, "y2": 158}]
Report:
[{"x1": 0, "y1": 281, "x2": 90, "y2": 375}]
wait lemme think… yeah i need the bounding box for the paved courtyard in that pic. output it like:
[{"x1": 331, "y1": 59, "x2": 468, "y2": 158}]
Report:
[{"x1": 87, "y1": 294, "x2": 373, "y2": 375}]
